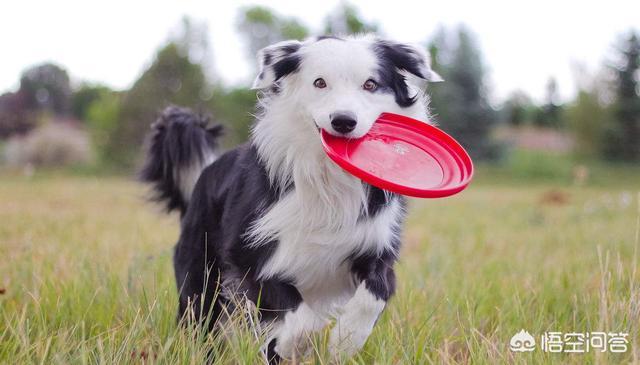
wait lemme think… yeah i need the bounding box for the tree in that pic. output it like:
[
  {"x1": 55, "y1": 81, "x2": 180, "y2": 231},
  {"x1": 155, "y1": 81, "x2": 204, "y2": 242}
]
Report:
[
  {"x1": 107, "y1": 42, "x2": 209, "y2": 167},
  {"x1": 172, "y1": 17, "x2": 215, "y2": 83},
  {"x1": 102, "y1": 19, "x2": 214, "y2": 167},
  {"x1": 565, "y1": 88, "x2": 612, "y2": 158},
  {"x1": 428, "y1": 26, "x2": 501, "y2": 160},
  {"x1": 19, "y1": 63, "x2": 72, "y2": 115},
  {"x1": 604, "y1": 30, "x2": 640, "y2": 161},
  {"x1": 71, "y1": 83, "x2": 112, "y2": 122},
  {"x1": 86, "y1": 90, "x2": 122, "y2": 164},
  {"x1": 237, "y1": 6, "x2": 309, "y2": 69},
  {"x1": 323, "y1": 3, "x2": 379, "y2": 35},
  {"x1": 0, "y1": 62, "x2": 71, "y2": 138},
  {"x1": 0, "y1": 91, "x2": 35, "y2": 138},
  {"x1": 209, "y1": 87, "x2": 257, "y2": 147},
  {"x1": 503, "y1": 91, "x2": 533, "y2": 126},
  {"x1": 534, "y1": 77, "x2": 563, "y2": 128}
]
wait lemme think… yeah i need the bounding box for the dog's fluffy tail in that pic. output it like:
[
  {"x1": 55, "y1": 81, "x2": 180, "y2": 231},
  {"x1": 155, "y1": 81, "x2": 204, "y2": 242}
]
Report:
[{"x1": 140, "y1": 106, "x2": 223, "y2": 215}]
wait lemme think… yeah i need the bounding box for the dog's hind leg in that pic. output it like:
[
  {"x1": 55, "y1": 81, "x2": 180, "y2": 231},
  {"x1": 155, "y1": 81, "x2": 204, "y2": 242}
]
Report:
[
  {"x1": 174, "y1": 248, "x2": 224, "y2": 331},
  {"x1": 172, "y1": 167, "x2": 226, "y2": 331}
]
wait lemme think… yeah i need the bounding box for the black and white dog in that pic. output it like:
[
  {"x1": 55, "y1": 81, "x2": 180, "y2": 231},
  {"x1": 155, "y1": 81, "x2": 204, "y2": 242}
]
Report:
[{"x1": 141, "y1": 34, "x2": 441, "y2": 363}]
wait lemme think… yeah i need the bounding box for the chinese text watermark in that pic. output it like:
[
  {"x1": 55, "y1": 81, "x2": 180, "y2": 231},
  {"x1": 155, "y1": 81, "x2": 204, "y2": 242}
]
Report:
[{"x1": 510, "y1": 329, "x2": 629, "y2": 353}]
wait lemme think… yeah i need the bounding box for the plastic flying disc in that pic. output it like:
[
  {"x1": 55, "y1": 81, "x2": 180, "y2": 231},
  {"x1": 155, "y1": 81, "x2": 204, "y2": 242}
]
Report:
[{"x1": 321, "y1": 112, "x2": 473, "y2": 198}]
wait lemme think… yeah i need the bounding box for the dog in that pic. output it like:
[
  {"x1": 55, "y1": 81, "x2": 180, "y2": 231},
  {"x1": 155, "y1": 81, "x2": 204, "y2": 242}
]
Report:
[{"x1": 141, "y1": 34, "x2": 442, "y2": 363}]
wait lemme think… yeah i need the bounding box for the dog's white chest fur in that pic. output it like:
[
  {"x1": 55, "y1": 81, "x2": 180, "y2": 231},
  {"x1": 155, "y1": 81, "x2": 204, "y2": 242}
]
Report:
[
  {"x1": 251, "y1": 184, "x2": 402, "y2": 313},
  {"x1": 249, "y1": 108, "x2": 406, "y2": 313}
]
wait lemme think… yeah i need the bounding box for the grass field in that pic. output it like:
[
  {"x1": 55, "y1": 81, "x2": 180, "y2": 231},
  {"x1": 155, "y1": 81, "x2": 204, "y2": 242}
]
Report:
[{"x1": 1, "y1": 168, "x2": 639, "y2": 364}]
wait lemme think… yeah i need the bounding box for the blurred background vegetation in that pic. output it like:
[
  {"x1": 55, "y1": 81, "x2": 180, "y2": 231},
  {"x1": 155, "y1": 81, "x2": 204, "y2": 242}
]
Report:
[{"x1": 0, "y1": 3, "x2": 639, "y2": 180}]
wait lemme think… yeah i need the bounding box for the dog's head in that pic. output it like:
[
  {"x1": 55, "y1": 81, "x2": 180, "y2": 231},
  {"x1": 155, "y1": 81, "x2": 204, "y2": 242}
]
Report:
[{"x1": 252, "y1": 35, "x2": 442, "y2": 138}]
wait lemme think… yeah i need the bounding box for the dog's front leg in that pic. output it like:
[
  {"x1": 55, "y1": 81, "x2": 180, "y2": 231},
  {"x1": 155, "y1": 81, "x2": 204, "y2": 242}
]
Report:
[
  {"x1": 268, "y1": 302, "x2": 329, "y2": 362},
  {"x1": 329, "y1": 282, "x2": 387, "y2": 357},
  {"x1": 329, "y1": 256, "x2": 396, "y2": 358}
]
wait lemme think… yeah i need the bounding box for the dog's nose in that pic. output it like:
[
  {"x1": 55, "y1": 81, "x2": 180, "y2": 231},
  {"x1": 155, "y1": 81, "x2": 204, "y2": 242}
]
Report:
[{"x1": 330, "y1": 112, "x2": 357, "y2": 134}]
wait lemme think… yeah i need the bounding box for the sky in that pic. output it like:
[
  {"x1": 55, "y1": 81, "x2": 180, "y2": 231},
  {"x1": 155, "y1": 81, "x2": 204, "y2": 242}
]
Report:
[{"x1": 2, "y1": 0, "x2": 639, "y2": 103}]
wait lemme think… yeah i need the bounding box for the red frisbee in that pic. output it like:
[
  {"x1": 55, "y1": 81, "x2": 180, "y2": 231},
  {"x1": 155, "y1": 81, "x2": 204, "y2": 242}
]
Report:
[{"x1": 321, "y1": 112, "x2": 473, "y2": 198}]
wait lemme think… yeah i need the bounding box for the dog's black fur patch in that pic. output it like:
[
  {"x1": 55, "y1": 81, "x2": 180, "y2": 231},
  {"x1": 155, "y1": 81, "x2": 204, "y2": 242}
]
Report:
[
  {"x1": 257, "y1": 43, "x2": 302, "y2": 90},
  {"x1": 349, "y1": 233, "x2": 401, "y2": 301},
  {"x1": 374, "y1": 40, "x2": 427, "y2": 79},
  {"x1": 263, "y1": 53, "x2": 273, "y2": 66},
  {"x1": 267, "y1": 338, "x2": 281, "y2": 365},
  {"x1": 364, "y1": 185, "x2": 393, "y2": 217},
  {"x1": 273, "y1": 55, "x2": 302, "y2": 83},
  {"x1": 373, "y1": 40, "x2": 428, "y2": 107}
]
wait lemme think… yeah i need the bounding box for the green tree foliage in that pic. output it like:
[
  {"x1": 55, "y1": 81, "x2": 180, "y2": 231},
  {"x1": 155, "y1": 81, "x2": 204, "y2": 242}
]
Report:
[
  {"x1": 209, "y1": 87, "x2": 256, "y2": 147},
  {"x1": 324, "y1": 3, "x2": 379, "y2": 35},
  {"x1": 533, "y1": 77, "x2": 564, "y2": 128},
  {"x1": 429, "y1": 26, "x2": 501, "y2": 160},
  {"x1": 604, "y1": 31, "x2": 640, "y2": 161},
  {"x1": 19, "y1": 63, "x2": 72, "y2": 115},
  {"x1": 86, "y1": 91, "x2": 122, "y2": 164},
  {"x1": 237, "y1": 6, "x2": 309, "y2": 69},
  {"x1": 503, "y1": 91, "x2": 533, "y2": 126},
  {"x1": 71, "y1": 84, "x2": 112, "y2": 122},
  {"x1": 564, "y1": 87, "x2": 612, "y2": 158}
]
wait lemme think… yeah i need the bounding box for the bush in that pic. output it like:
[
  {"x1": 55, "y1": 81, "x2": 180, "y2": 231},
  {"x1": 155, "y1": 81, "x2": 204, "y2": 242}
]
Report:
[
  {"x1": 3, "y1": 122, "x2": 94, "y2": 168},
  {"x1": 86, "y1": 92, "x2": 121, "y2": 164},
  {"x1": 505, "y1": 149, "x2": 573, "y2": 180}
]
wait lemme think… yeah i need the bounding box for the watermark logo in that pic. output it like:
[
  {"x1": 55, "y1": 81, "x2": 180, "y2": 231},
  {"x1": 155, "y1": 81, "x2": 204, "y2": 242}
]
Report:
[
  {"x1": 509, "y1": 330, "x2": 629, "y2": 353},
  {"x1": 510, "y1": 329, "x2": 536, "y2": 352}
]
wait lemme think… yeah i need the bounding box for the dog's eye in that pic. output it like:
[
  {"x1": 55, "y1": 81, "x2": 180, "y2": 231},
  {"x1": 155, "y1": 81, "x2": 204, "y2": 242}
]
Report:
[
  {"x1": 363, "y1": 79, "x2": 377, "y2": 91},
  {"x1": 313, "y1": 78, "x2": 327, "y2": 88}
]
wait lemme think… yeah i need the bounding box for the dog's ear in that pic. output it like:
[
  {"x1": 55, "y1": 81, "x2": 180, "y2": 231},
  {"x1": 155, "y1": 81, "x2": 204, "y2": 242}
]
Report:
[
  {"x1": 375, "y1": 40, "x2": 443, "y2": 82},
  {"x1": 252, "y1": 40, "x2": 303, "y2": 90}
]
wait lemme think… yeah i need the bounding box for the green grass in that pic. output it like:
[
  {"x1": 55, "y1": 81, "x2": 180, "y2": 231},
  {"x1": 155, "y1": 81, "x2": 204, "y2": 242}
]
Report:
[{"x1": 0, "y1": 169, "x2": 639, "y2": 364}]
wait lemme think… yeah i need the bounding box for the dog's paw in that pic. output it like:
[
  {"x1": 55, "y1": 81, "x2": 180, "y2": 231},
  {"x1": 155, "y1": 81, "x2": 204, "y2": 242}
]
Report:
[
  {"x1": 328, "y1": 325, "x2": 371, "y2": 358},
  {"x1": 273, "y1": 332, "x2": 313, "y2": 360}
]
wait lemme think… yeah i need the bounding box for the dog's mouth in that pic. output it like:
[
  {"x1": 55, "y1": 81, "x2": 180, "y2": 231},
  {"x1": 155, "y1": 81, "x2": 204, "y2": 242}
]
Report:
[{"x1": 313, "y1": 120, "x2": 361, "y2": 139}]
